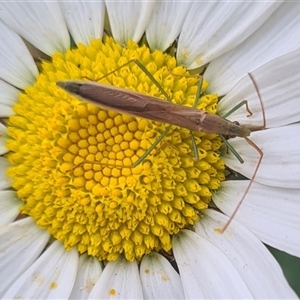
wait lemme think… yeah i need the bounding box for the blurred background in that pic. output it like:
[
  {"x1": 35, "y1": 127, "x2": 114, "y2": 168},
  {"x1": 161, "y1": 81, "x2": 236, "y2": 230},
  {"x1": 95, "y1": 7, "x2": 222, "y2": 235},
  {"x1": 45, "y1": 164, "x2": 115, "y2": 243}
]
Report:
[{"x1": 268, "y1": 246, "x2": 300, "y2": 296}]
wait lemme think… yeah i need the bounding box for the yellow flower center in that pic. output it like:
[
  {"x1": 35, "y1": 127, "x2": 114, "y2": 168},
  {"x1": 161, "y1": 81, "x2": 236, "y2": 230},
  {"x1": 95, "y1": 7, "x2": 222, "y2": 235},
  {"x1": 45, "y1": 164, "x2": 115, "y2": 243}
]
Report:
[{"x1": 6, "y1": 37, "x2": 225, "y2": 262}]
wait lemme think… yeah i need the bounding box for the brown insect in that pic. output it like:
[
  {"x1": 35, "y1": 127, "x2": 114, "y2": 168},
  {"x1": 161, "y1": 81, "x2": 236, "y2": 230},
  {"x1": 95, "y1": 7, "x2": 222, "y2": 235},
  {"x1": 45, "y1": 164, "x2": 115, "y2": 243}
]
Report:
[
  {"x1": 56, "y1": 80, "x2": 251, "y2": 138},
  {"x1": 57, "y1": 60, "x2": 265, "y2": 232}
]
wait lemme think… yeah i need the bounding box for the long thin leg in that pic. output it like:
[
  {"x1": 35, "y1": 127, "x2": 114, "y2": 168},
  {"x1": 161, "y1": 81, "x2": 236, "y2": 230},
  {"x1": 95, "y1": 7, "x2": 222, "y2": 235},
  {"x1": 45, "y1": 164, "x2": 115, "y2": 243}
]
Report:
[
  {"x1": 96, "y1": 59, "x2": 170, "y2": 101},
  {"x1": 219, "y1": 72, "x2": 266, "y2": 232},
  {"x1": 132, "y1": 125, "x2": 172, "y2": 167},
  {"x1": 248, "y1": 72, "x2": 266, "y2": 130},
  {"x1": 193, "y1": 76, "x2": 203, "y2": 109},
  {"x1": 220, "y1": 98, "x2": 252, "y2": 163},
  {"x1": 219, "y1": 137, "x2": 263, "y2": 233},
  {"x1": 219, "y1": 135, "x2": 244, "y2": 163},
  {"x1": 188, "y1": 75, "x2": 204, "y2": 161},
  {"x1": 222, "y1": 100, "x2": 253, "y2": 119}
]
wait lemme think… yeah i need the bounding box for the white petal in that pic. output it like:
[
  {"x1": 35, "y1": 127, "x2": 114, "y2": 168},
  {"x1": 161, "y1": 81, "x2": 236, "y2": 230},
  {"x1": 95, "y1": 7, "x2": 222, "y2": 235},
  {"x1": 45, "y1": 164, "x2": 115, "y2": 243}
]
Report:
[
  {"x1": 217, "y1": 49, "x2": 300, "y2": 129},
  {"x1": 0, "y1": 104, "x2": 14, "y2": 117},
  {"x1": 214, "y1": 181, "x2": 300, "y2": 258},
  {"x1": 69, "y1": 253, "x2": 103, "y2": 299},
  {"x1": 196, "y1": 209, "x2": 298, "y2": 299},
  {"x1": 0, "y1": 190, "x2": 21, "y2": 226},
  {"x1": 0, "y1": 20, "x2": 38, "y2": 89},
  {"x1": 172, "y1": 229, "x2": 252, "y2": 299},
  {"x1": 0, "y1": 123, "x2": 8, "y2": 155},
  {"x1": 0, "y1": 157, "x2": 12, "y2": 190},
  {"x1": 0, "y1": 80, "x2": 20, "y2": 106},
  {"x1": 177, "y1": 1, "x2": 281, "y2": 69},
  {"x1": 105, "y1": 1, "x2": 155, "y2": 45},
  {"x1": 88, "y1": 257, "x2": 143, "y2": 299},
  {"x1": 3, "y1": 240, "x2": 78, "y2": 299},
  {"x1": 206, "y1": 2, "x2": 300, "y2": 95},
  {"x1": 0, "y1": 218, "x2": 50, "y2": 297},
  {"x1": 59, "y1": 1, "x2": 105, "y2": 46},
  {"x1": 0, "y1": 80, "x2": 19, "y2": 117},
  {"x1": 222, "y1": 123, "x2": 300, "y2": 188},
  {"x1": 140, "y1": 252, "x2": 185, "y2": 299},
  {"x1": 0, "y1": 2, "x2": 70, "y2": 55},
  {"x1": 146, "y1": 1, "x2": 191, "y2": 51}
]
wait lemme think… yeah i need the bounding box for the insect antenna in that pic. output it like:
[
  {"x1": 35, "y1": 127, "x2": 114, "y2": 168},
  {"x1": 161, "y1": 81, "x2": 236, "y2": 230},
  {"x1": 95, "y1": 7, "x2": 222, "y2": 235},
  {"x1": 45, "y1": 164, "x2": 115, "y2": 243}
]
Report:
[{"x1": 247, "y1": 72, "x2": 266, "y2": 131}]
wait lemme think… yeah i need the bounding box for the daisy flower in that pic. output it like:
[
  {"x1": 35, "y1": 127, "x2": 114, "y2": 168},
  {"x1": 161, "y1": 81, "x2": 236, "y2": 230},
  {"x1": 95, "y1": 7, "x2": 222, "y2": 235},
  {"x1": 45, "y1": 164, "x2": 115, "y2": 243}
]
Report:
[{"x1": 0, "y1": 1, "x2": 299, "y2": 299}]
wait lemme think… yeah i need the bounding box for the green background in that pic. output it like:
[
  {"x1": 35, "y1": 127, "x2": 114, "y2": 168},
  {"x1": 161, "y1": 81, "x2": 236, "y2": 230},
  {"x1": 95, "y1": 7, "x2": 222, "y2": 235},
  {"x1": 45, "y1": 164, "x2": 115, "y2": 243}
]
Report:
[{"x1": 268, "y1": 246, "x2": 300, "y2": 296}]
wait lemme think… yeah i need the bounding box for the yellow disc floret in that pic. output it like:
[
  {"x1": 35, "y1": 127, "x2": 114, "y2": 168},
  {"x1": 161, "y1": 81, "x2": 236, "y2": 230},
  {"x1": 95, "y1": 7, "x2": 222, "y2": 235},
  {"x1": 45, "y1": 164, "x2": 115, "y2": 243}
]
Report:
[{"x1": 6, "y1": 37, "x2": 225, "y2": 261}]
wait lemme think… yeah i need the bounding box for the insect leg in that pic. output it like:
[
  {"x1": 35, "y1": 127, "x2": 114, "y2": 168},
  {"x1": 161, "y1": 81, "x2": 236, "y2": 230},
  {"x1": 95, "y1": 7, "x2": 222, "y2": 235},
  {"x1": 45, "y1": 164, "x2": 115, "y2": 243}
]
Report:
[
  {"x1": 219, "y1": 72, "x2": 266, "y2": 232},
  {"x1": 188, "y1": 75, "x2": 204, "y2": 161},
  {"x1": 132, "y1": 125, "x2": 172, "y2": 167},
  {"x1": 222, "y1": 100, "x2": 253, "y2": 119},
  {"x1": 247, "y1": 72, "x2": 266, "y2": 130},
  {"x1": 219, "y1": 135, "x2": 244, "y2": 163},
  {"x1": 130, "y1": 59, "x2": 170, "y2": 101},
  {"x1": 219, "y1": 92, "x2": 254, "y2": 163},
  {"x1": 193, "y1": 76, "x2": 203, "y2": 109},
  {"x1": 96, "y1": 59, "x2": 170, "y2": 101},
  {"x1": 219, "y1": 137, "x2": 263, "y2": 233}
]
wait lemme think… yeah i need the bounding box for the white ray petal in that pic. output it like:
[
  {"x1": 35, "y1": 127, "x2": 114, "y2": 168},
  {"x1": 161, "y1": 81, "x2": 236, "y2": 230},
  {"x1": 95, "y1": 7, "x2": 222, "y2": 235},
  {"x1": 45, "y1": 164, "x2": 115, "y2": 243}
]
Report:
[
  {"x1": 177, "y1": 1, "x2": 281, "y2": 69},
  {"x1": 0, "y1": 80, "x2": 20, "y2": 106},
  {"x1": 146, "y1": 1, "x2": 191, "y2": 51},
  {"x1": 59, "y1": 1, "x2": 105, "y2": 46},
  {"x1": 217, "y1": 49, "x2": 300, "y2": 129},
  {"x1": 88, "y1": 257, "x2": 143, "y2": 299},
  {"x1": 0, "y1": 2, "x2": 70, "y2": 55},
  {"x1": 140, "y1": 252, "x2": 184, "y2": 299},
  {"x1": 0, "y1": 218, "x2": 50, "y2": 297},
  {"x1": 196, "y1": 209, "x2": 298, "y2": 299},
  {"x1": 0, "y1": 80, "x2": 19, "y2": 117},
  {"x1": 214, "y1": 181, "x2": 300, "y2": 258},
  {"x1": 0, "y1": 157, "x2": 12, "y2": 190},
  {"x1": 3, "y1": 240, "x2": 78, "y2": 299},
  {"x1": 173, "y1": 229, "x2": 253, "y2": 299},
  {"x1": 0, "y1": 191, "x2": 21, "y2": 226},
  {"x1": 206, "y1": 2, "x2": 300, "y2": 95},
  {"x1": 105, "y1": 1, "x2": 155, "y2": 45},
  {"x1": 0, "y1": 20, "x2": 38, "y2": 89},
  {"x1": 0, "y1": 105, "x2": 13, "y2": 117},
  {"x1": 0, "y1": 123, "x2": 8, "y2": 155},
  {"x1": 69, "y1": 253, "x2": 103, "y2": 299},
  {"x1": 222, "y1": 123, "x2": 300, "y2": 188}
]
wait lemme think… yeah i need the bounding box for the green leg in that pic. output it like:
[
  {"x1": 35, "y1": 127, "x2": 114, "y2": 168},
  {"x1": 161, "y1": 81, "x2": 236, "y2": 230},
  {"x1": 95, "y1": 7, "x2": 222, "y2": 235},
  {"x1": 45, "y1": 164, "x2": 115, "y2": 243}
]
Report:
[
  {"x1": 97, "y1": 59, "x2": 170, "y2": 101},
  {"x1": 188, "y1": 75, "x2": 204, "y2": 161},
  {"x1": 220, "y1": 99, "x2": 253, "y2": 164},
  {"x1": 132, "y1": 125, "x2": 172, "y2": 167},
  {"x1": 222, "y1": 100, "x2": 252, "y2": 119},
  {"x1": 220, "y1": 135, "x2": 244, "y2": 164}
]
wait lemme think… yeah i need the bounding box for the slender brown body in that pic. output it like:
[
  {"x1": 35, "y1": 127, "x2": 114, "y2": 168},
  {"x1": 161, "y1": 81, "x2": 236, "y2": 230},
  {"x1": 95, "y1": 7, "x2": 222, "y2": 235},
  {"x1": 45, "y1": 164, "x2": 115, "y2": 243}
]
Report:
[{"x1": 57, "y1": 81, "x2": 250, "y2": 137}]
